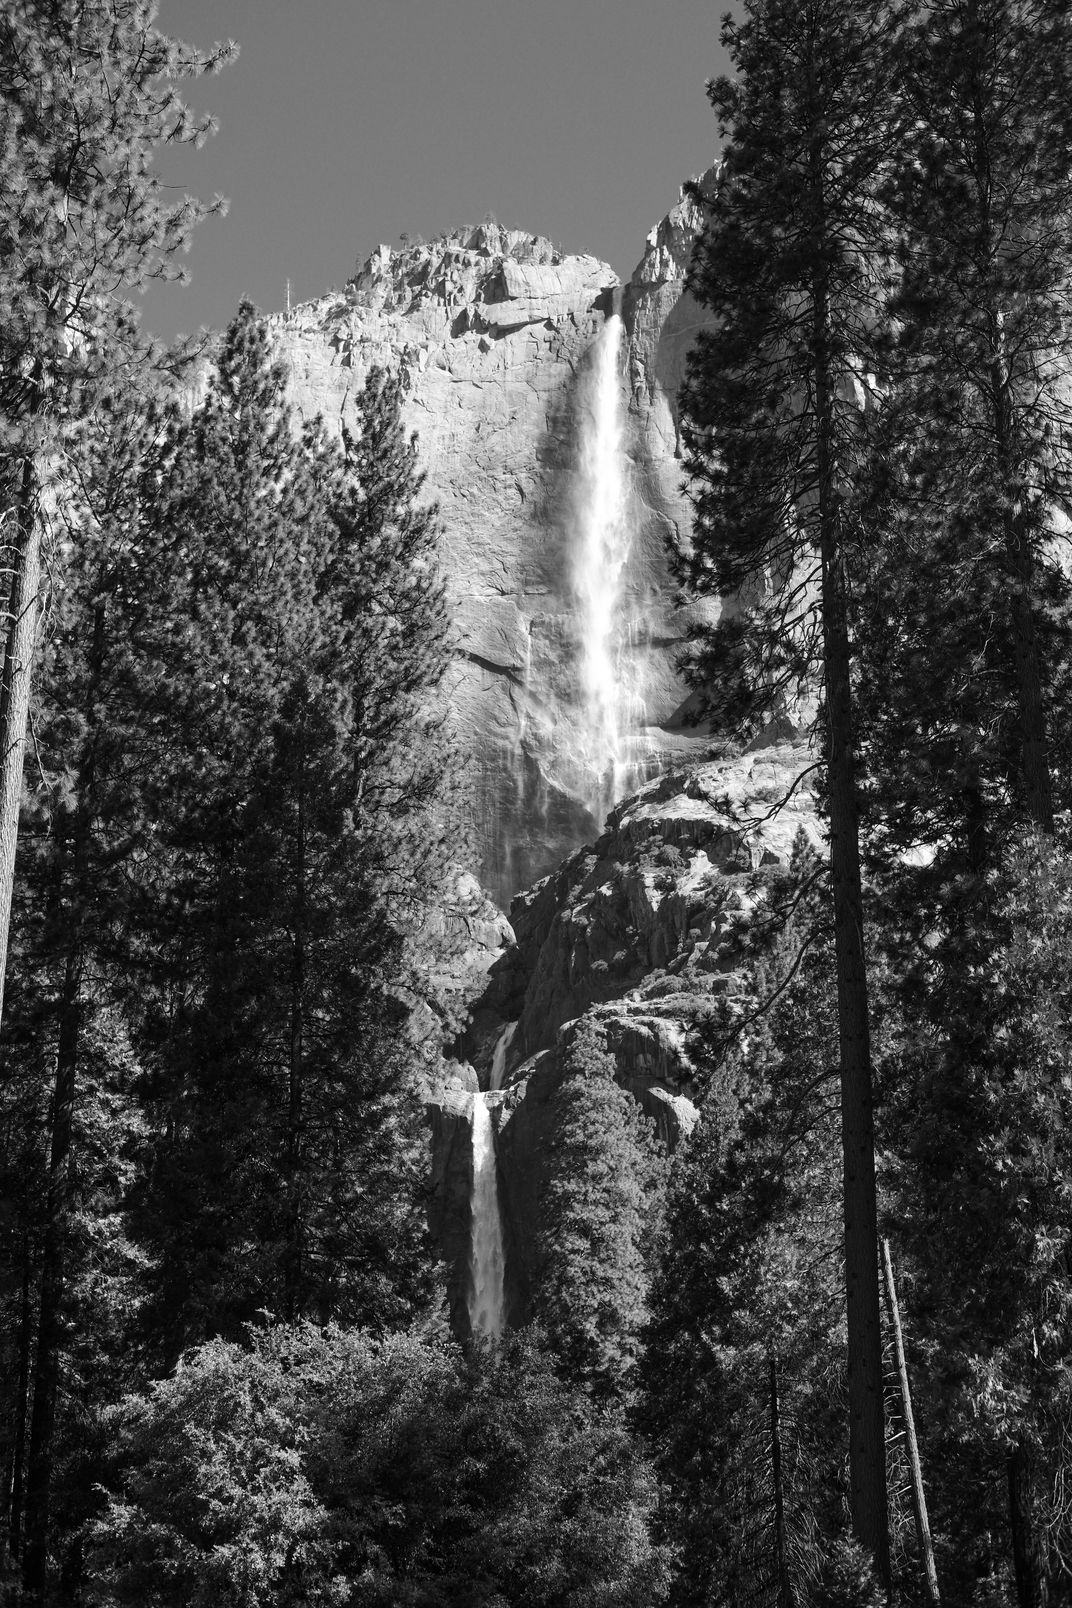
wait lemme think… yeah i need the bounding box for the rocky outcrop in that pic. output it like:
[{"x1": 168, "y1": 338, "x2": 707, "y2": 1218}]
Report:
[
  {"x1": 268, "y1": 188, "x2": 719, "y2": 907},
  {"x1": 430, "y1": 732, "x2": 820, "y2": 1329}
]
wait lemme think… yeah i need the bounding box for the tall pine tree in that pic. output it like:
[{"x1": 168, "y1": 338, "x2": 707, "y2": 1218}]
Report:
[
  {"x1": 853, "y1": 7, "x2": 1072, "y2": 1599},
  {"x1": 676, "y1": 0, "x2": 902, "y2": 1577},
  {"x1": 0, "y1": 0, "x2": 232, "y2": 1033},
  {"x1": 133, "y1": 308, "x2": 455, "y2": 1358}
]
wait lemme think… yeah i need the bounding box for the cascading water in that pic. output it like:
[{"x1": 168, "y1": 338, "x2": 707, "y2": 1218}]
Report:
[
  {"x1": 570, "y1": 310, "x2": 645, "y2": 818},
  {"x1": 468, "y1": 1092, "x2": 506, "y2": 1339},
  {"x1": 489, "y1": 1022, "x2": 517, "y2": 1092}
]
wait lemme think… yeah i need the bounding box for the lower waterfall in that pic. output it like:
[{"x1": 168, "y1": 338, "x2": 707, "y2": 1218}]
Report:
[{"x1": 468, "y1": 1091, "x2": 505, "y2": 1339}]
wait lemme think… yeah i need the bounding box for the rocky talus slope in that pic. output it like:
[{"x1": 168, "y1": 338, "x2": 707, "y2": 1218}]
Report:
[
  {"x1": 268, "y1": 189, "x2": 718, "y2": 906},
  {"x1": 430, "y1": 732, "x2": 820, "y2": 1334}
]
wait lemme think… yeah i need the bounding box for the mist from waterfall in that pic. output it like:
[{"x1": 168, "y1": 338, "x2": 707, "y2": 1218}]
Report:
[
  {"x1": 468, "y1": 1092, "x2": 505, "y2": 1339},
  {"x1": 571, "y1": 312, "x2": 643, "y2": 818}
]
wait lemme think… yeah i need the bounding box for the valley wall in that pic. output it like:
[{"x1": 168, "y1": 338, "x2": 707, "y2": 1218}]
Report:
[{"x1": 268, "y1": 184, "x2": 719, "y2": 907}]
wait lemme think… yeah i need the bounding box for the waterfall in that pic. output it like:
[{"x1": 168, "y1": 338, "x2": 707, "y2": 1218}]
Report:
[
  {"x1": 468, "y1": 1092, "x2": 505, "y2": 1339},
  {"x1": 571, "y1": 311, "x2": 643, "y2": 817},
  {"x1": 489, "y1": 1021, "x2": 517, "y2": 1091}
]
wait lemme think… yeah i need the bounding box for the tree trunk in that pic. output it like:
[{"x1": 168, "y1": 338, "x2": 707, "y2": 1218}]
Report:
[
  {"x1": 0, "y1": 434, "x2": 44, "y2": 1032},
  {"x1": 881, "y1": 1238, "x2": 940, "y2": 1606},
  {"x1": 22, "y1": 674, "x2": 97, "y2": 1602},
  {"x1": 812, "y1": 261, "x2": 890, "y2": 1587},
  {"x1": 1008, "y1": 1443, "x2": 1048, "y2": 1608}
]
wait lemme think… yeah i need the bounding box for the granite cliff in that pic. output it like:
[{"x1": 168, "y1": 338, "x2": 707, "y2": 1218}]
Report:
[
  {"x1": 268, "y1": 183, "x2": 719, "y2": 907},
  {"x1": 264, "y1": 171, "x2": 823, "y2": 1339},
  {"x1": 430, "y1": 732, "x2": 820, "y2": 1335}
]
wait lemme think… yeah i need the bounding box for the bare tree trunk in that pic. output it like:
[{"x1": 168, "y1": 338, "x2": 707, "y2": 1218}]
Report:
[
  {"x1": 0, "y1": 436, "x2": 44, "y2": 1032},
  {"x1": 881, "y1": 1238, "x2": 940, "y2": 1606}
]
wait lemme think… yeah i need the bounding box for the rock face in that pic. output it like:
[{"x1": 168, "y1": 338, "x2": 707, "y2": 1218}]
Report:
[
  {"x1": 266, "y1": 169, "x2": 817, "y2": 1337},
  {"x1": 269, "y1": 189, "x2": 718, "y2": 907},
  {"x1": 430, "y1": 733, "x2": 820, "y2": 1333}
]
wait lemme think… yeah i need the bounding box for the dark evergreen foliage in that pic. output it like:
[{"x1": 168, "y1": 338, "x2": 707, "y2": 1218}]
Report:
[
  {"x1": 0, "y1": 304, "x2": 461, "y2": 1595},
  {"x1": 124, "y1": 305, "x2": 455, "y2": 1353},
  {"x1": 876, "y1": 836, "x2": 1072, "y2": 1602},
  {"x1": 532, "y1": 1016, "x2": 667, "y2": 1399},
  {"x1": 642, "y1": 911, "x2": 882, "y2": 1607},
  {"x1": 847, "y1": 7, "x2": 1072, "y2": 1598},
  {"x1": 675, "y1": 0, "x2": 904, "y2": 1578}
]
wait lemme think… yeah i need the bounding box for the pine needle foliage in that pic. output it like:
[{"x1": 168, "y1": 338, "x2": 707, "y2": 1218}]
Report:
[
  {"x1": 130, "y1": 307, "x2": 455, "y2": 1354},
  {"x1": 532, "y1": 1017, "x2": 668, "y2": 1400},
  {"x1": 0, "y1": 1, "x2": 234, "y2": 1039}
]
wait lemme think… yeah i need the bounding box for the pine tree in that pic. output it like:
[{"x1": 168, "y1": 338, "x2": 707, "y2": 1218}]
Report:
[
  {"x1": 532, "y1": 1017, "x2": 667, "y2": 1400},
  {"x1": 676, "y1": 0, "x2": 902, "y2": 1577},
  {"x1": 0, "y1": 0, "x2": 232, "y2": 1036},
  {"x1": 879, "y1": 0, "x2": 1072, "y2": 838},
  {"x1": 0, "y1": 306, "x2": 458, "y2": 1593},
  {"x1": 4, "y1": 385, "x2": 175, "y2": 1599},
  {"x1": 132, "y1": 308, "x2": 454, "y2": 1357},
  {"x1": 852, "y1": 8, "x2": 1072, "y2": 1598},
  {"x1": 641, "y1": 919, "x2": 893, "y2": 1608}
]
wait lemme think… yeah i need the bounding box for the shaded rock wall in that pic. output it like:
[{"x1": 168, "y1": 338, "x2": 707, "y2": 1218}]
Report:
[{"x1": 431, "y1": 735, "x2": 820, "y2": 1328}]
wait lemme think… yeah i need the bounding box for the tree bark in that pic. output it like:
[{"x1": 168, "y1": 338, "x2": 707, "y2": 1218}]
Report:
[
  {"x1": 812, "y1": 260, "x2": 890, "y2": 1586},
  {"x1": 22, "y1": 611, "x2": 99, "y2": 1602},
  {"x1": 1008, "y1": 1444, "x2": 1048, "y2": 1608},
  {"x1": 0, "y1": 428, "x2": 44, "y2": 1032}
]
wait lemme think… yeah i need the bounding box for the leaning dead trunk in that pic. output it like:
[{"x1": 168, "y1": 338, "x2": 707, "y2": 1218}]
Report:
[{"x1": 881, "y1": 1238, "x2": 940, "y2": 1606}]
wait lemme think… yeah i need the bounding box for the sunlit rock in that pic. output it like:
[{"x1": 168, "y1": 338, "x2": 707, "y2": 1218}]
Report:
[{"x1": 268, "y1": 185, "x2": 720, "y2": 906}]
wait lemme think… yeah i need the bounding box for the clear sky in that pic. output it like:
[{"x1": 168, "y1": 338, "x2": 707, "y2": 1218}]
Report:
[{"x1": 142, "y1": 0, "x2": 732, "y2": 345}]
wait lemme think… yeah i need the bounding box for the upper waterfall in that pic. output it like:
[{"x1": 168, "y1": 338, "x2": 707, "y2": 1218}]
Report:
[
  {"x1": 570, "y1": 312, "x2": 646, "y2": 821},
  {"x1": 268, "y1": 182, "x2": 715, "y2": 903}
]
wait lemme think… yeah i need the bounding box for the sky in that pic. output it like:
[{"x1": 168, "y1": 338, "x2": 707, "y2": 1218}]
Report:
[{"x1": 142, "y1": 0, "x2": 733, "y2": 345}]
